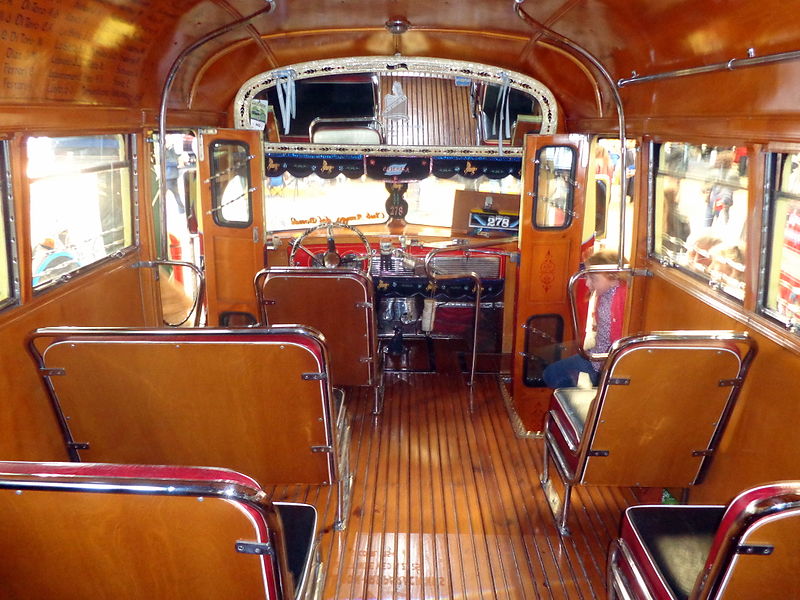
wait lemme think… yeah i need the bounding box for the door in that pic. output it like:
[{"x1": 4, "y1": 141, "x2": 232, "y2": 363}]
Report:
[
  {"x1": 198, "y1": 128, "x2": 264, "y2": 326},
  {"x1": 512, "y1": 134, "x2": 589, "y2": 432}
]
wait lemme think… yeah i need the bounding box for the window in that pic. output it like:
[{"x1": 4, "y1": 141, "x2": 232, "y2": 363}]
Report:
[
  {"x1": 264, "y1": 77, "x2": 376, "y2": 139},
  {"x1": 761, "y1": 153, "x2": 800, "y2": 329},
  {"x1": 210, "y1": 140, "x2": 252, "y2": 227},
  {"x1": 27, "y1": 135, "x2": 134, "y2": 289},
  {"x1": 534, "y1": 146, "x2": 576, "y2": 229},
  {"x1": 584, "y1": 138, "x2": 638, "y2": 260},
  {"x1": 652, "y1": 142, "x2": 748, "y2": 300},
  {"x1": 0, "y1": 142, "x2": 15, "y2": 308},
  {"x1": 264, "y1": 171, "x2": 522, "y2": 232}
]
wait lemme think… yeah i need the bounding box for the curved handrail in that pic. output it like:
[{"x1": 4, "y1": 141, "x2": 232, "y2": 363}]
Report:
[
  {"x1": 133, "y1": 259, "x2": 206, "y2": 327},
  {"x1": 157, "y1": 0, "x2": 277, "y2": 259},
  {"x1": 514, "y1": 0, "x2": 628, "y2": 269},
  {"x1": 423, "y1": 236, "x2": 518, "y2": 387},
  {"x1": 567, "y1": 266, "x2": 651, "y2": 361}
]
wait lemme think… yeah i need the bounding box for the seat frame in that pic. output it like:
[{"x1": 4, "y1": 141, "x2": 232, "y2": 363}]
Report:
[
  {"x1": 28, "y1": 325, "x2": 352, "y2": 531},
  {"x1": 541, "y1": 330, "x2": 757, "y2": 535},
  {"x1": 607, "y1": 482, "x2": 800, "y2": 600},
  {"x1": 0, "y1": 461, "x2": 322, "y2": 600},
  {"x1": 254, "y1": 266, "x2": 384, "y2": 413}
]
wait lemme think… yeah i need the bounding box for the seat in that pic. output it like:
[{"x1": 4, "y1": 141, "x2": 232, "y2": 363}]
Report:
[
  {"x1": 0, "y1": 461, "x2": 321, "y2": 600},
  {"x1": 607, "y1": 482, "x2": 800, "y2": 599},
  {"x1": 255, "y1": 266, "x2": 383, "y2": 413},
  {"x1": 309, "y1": 117, "x2": 384, "y2": 144},
  {"x1": 28, "y1": 325, "x2": 352, "y2": 530},
  {"x1": 541, "y1": 330, "x2": 757, "y2": 534}
]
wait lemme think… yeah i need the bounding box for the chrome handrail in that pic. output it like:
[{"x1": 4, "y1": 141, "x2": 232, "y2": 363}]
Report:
[
  {"x1": 567, "y1": 266, "x2": 652, "y2": 361},
  {"x1": 423, "y1": 236, "x2": 518, "y2": 387},
  {"x1": 133, "y1": 259, "x2": 206, "y2": 327}
]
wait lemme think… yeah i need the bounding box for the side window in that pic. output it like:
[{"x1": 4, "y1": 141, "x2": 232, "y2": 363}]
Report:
[
  {"x1": 210, "y1": 140, "x2": 252, "y2": 227},
  {"x1": 534, "y1": 145, "x2": 575, "y2": 229},
  {"x1": 761, "y1": 153, "x2": 800, "y2": 330},
  {"x1": 0, "y1": 141, "x2": 16, "y2": 308},
  {"x1": 652, "y1": 142, "x2": 748, "y2": 301},
  {"x1": 27, "y1": 135, "x2": 134, "y2": 289}
]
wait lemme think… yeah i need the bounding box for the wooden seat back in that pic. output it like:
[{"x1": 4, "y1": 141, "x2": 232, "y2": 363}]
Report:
[
  {"x1": 578, "y1": 331, "x2": 756, "y2": 487},
  {"x1": 0, "y1": 461, "x2": 313, "y2": 600},
  {"x1": 700, "y1": 482, "x2": 800, "y2": 598},
  {"x1": 255, "y1": 267, "x2": 378, "y2": 387},
  {"x1": 29, "y1": 326, "x2": 338, "y2": 486}
]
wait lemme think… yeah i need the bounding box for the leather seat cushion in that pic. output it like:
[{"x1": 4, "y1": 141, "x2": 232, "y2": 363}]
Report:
[
  {"x1": 275, "y1": 503, "x2": 318, "y2": 588},
  {"x1": 623, "y1": 505, "x2": 725, "y2": 600}
]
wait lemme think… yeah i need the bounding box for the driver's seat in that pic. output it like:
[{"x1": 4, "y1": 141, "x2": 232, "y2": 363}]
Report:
[{"x1": 254, "y1": 267, "x2": 383, "y2": 412}]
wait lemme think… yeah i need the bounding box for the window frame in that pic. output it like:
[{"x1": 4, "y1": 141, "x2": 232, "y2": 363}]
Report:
[
  {"x1": 532, "y1": 144, "x2": 576, "y2": 231},
  {"x1": 25, "y1": 132, "x2": 138, "y2": 294},
  {"x1": 0, "y1": 140, "x2": 19, "y2": 311},
  {"x1": 209, "y1": 139, "x2": 253, "y2": 229},
  {"x1": 757, "y1": 152, "x2": 800, "y2": 333},
  {"x1": 649, "y1": 141, "x2": 749, "y2": 303}
]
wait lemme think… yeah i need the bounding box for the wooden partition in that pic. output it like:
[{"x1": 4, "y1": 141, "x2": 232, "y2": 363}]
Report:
[
  {"x1": 0, "y1": 255, "x2": 159, "y2": 462},
  {"x1": 29, "y1": 326, "x2": 341, "y2": 485},
  {"x1": 255, "y1": 267, "x2": 379, "y2": 388}
]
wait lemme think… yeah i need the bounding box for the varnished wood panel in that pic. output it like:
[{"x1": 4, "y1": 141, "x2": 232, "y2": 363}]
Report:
[
  {"x1": 259, "y1": 271, "x2": 376, "y2": 386},
  {"x1": 379, "y1": 75, "x2": 475, "y2": 146},
  {"x1": 584, "y1": 345, "x2": 743, "y2": 486},
  {"x1": 637, "y1": 272, "x2": 800, "y2": 505},
  {"x1": 0, "y1": 490, "x2": 275, "y2": 599},
  {"x1": 512, "y1": 134, "x2": 589, "y2": 433},
  {"x1": 274, "y1": 368, "x2": 639, "y2": 599},
  {"x1": 198, "y1": 128, "x2": 265, "y2": 325},
  {"x1": 42, "y1": 338, "x2": 334, "y2": 484},
  {"x1": 0, "y1": 255, "x2": 157, "y2": 461}
]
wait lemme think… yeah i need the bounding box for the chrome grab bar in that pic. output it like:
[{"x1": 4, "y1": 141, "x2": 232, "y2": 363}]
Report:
[
  {"x1": 133, "y1": 260, "x2": 206, "y2": 327},
  {"x1": 423, "y1": 236, "x2": 518, "y2": 387},
  {"x1": 567, "y1": 266, "x2": 651, "y2": 361}
]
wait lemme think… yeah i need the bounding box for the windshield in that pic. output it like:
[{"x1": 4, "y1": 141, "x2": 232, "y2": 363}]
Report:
[{"x1": 264, "y1": 172, "x2": 521, "y2": 232}]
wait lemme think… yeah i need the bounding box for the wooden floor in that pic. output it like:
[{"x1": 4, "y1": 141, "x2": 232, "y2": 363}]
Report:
[{"x1": 273, "y1": 361, "x2": 638, "y2": 600}]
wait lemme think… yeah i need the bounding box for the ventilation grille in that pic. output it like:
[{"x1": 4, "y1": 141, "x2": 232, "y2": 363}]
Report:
[{"x1": 370, "y1": 255, "x2": 501, "y2": 278}]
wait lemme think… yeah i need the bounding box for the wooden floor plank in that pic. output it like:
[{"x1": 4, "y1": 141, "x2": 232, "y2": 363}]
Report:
[{"x1": 273, "y1": 360, "x2": 642, "y2": 600}]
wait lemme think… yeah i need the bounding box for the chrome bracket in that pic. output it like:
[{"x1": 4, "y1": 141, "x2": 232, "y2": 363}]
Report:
[
  {"x1": 692, "y1": 449, "x2": 713, "y2": 457},
  {"x1": 260, "y1": 299, "x2": 277, "y2": 305},
  {"x1": 311, "y1": 445, "x2": 333, "y2": 453},
  {"x1": 302, "y1": 372, "x2": 327, "y2": 381},
  {"x1": 40, "y1": 367, "x2": 65, "y2": 377},
  {"x1": 235, "y1": 541, "x2": 274, "y2": 556},
  {"x1": 736, "y1": 544, "x2": 773, "y2": 556},
  {"x1": 587, "y1": 449, "x2": 609, "y2": 457},
  {"x1": 719, "y1": 378, "x2": 742, "y2": 387},
  {"x1": 607, "y1": 378, "x2": 631, "y2": 386},
  {"x1": 67, "y1": 442, "x2": 90, "y2": 450},
  {"x1": 355, "y1": 301, "x2": 373, "y2": 309}
]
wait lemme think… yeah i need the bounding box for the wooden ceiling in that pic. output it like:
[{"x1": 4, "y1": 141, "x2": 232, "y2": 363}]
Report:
[{"x1": 5, "y1": 0, "x2": 800, "y2": 138}]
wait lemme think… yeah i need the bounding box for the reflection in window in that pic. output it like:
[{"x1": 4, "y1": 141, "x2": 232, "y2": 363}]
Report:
[
  {"x1": 762, "y1": 153, "x2": 800, "y2": 328},
  {"x1": 0, "y1": 142, "x2": 13, "y2": 307},
  {"x1": 27, "y1": 135, "x2": 133, "y2": 289},
  {"x1": 585, "y1": 138, "x2": 638, "y2": 260},
  {"x1": 264, "y1": 172, "x2": 521, "y2": 232},
  {"x1": 653, "y1": 142, "x2": 748, "y2": 300},
  {"x1": 534, "y1": 146, "x2": 575, "y2": 229},
  {"x1": 210, "y1": 140, "x2": 252, "y2": 227}
]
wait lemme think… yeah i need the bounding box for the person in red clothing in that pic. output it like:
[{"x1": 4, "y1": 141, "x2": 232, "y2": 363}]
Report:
[{"x1": 543, "y1": 250, "x2": 627, "y2": 388}]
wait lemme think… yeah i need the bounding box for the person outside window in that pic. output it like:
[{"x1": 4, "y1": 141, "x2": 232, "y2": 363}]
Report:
[{"x1": 543, "y1": 250, "x2": 626, "y2": 388}]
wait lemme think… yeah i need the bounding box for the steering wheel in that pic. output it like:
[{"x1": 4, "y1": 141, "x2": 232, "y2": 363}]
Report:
[{"x1": 289, "y1": 221, "x2": 374, "y2": 271}]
